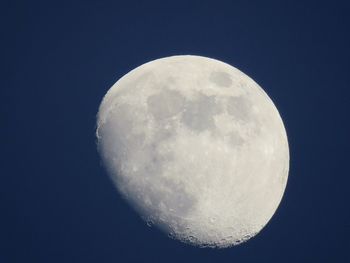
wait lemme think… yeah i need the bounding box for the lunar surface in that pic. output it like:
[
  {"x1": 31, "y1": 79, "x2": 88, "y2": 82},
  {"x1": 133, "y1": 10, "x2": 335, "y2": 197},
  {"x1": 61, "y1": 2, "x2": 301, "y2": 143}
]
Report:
[{"x1": 96, "y1": 55, "x2": 289, "y2": 248}]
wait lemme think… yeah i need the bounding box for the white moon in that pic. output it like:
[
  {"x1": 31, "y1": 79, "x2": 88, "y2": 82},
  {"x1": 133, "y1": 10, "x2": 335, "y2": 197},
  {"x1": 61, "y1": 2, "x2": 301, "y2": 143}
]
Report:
[{"x1": 96, "y1": 55, "x2": 289, "y2": 248}]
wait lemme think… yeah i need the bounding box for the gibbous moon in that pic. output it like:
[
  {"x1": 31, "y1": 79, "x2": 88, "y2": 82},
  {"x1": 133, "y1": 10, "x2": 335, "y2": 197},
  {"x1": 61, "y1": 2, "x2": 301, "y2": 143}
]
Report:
[{"x1": 96, "y1": 55, "x2": 289, "y2": 248}]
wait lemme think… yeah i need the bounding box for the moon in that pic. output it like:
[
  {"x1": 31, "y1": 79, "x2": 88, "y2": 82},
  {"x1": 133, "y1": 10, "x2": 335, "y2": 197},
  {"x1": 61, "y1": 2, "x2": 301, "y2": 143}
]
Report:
[{"x1": 96, "y1": 55, "x2": 289, "y2": 248}]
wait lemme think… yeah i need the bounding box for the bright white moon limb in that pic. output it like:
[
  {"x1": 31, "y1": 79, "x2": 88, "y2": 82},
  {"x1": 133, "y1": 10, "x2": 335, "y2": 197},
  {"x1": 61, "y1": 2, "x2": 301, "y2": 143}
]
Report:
[{"x1": 96, "y1": 55, "x2": 289, "y2": 248}]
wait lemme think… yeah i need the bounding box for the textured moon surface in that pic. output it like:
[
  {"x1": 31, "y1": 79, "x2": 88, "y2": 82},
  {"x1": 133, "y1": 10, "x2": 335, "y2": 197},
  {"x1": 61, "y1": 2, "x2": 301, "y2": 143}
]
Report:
[{"x1": 96, "y1": 55, "x2": 289, "y2": 248}]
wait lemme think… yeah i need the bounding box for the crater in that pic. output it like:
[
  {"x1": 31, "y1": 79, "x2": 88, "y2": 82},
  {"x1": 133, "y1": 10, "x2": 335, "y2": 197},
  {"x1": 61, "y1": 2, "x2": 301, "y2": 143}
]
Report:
[
  {"x1": 181, "y1": 94, "x2": 222, "y2": 132},
  {"x1": 147, "y1": 89, "x2": 185, "y2": 120},
  {"x1": 210, "y1": 71, "x2": 232, "y2": 87}
]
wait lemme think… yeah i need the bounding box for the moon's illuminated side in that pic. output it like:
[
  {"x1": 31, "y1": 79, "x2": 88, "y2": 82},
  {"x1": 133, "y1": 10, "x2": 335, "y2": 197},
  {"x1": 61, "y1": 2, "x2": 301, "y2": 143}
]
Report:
[{"x1": 96, "y1": 55, "x2": 289, "y2": 248}]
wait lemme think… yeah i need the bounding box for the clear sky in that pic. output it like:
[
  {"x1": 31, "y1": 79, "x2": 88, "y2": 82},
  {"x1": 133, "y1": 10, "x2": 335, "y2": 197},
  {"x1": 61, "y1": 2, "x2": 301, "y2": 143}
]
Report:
[{"x1": 2, "y1": 0, "x2": 349, "y2": 262}]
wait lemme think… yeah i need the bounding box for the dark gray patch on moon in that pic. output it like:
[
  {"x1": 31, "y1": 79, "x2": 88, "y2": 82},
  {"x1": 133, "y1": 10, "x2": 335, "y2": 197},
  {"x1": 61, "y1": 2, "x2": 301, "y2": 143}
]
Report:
[
  {"x1": 229, "y1": 132, "x2": 244, "y2": 147},
  {"x1": 227, "y1": 96, "x2": 252, "y2": 122},
  {"x1": 181, "y1": 94, "x2": 222, "y2": 132},
  {"x1": 210, "y1": 71, "x2": 232, "y2": 87},
  {"x1": 148, "y1": 89, "x2": 185, "y2": 120}
]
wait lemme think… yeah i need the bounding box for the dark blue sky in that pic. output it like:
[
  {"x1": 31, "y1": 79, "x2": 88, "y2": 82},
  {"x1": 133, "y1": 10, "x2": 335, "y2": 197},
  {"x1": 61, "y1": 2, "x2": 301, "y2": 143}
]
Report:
[{"x1": 2, "y1": 0, "x2": 349, "y2": 262}]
